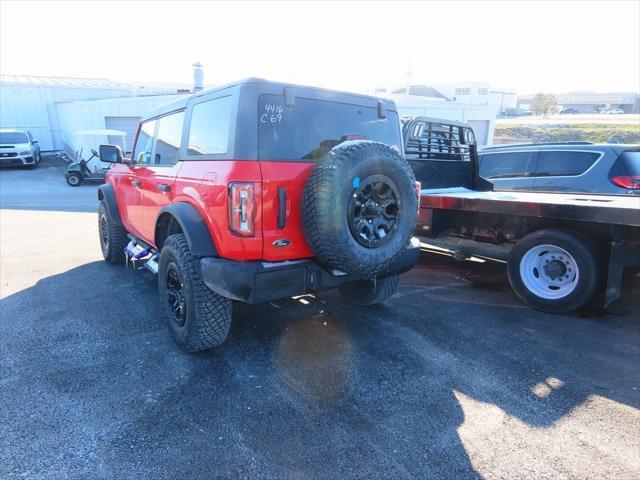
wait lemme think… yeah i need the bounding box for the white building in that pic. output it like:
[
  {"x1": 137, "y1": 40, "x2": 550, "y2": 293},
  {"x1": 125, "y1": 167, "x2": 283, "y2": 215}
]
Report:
[
  {"x1": 379, "y1": 82, "x2": 503, "y2": 145},
  {"x1": 56, "y1": 95, "x2": 188, "y2": 157},
  {"x1": 0, "y1": 75, "x2": 184, "y2": 154}
]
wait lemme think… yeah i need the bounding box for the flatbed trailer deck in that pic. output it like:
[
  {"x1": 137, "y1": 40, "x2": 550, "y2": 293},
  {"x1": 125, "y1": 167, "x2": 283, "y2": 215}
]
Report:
[
  {"x1": 401, "y1": 116, "x2": 639, "y2": 312},
  {"x1": 420, "y1": 189, "x2": 640, "y2": 227},
  {"x1": 418, "y1": 188, "x2": 639, "y2": 311}
]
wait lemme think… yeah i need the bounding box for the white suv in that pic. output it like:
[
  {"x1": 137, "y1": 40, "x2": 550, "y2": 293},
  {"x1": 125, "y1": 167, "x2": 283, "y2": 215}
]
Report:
[{"x1": 0, "y1": 129, "x2": 41, "y2": 168}]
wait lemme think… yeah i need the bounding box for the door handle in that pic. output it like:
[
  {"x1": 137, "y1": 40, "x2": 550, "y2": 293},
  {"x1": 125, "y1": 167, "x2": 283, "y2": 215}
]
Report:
[
  {"x1": 157, "y1": 183, "x2": 171, "y2": 192},
  {"x1": 131, "y1": 180, "x2": 141, "y2": 187}
]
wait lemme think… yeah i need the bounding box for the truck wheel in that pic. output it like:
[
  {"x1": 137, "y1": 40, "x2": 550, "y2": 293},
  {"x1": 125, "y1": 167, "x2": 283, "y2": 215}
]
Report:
[
  {"x1": 158, "y1": 234, "x2": 232, "y2": 352},
  {"x1": 338, "y1": 274, "x2": 401, "y2": 306},
  {"x1": 302, "y1": 141, "x2": 418, "y2": 277},
  {"x1": 507, "y1": 229, "x2": 601, "y2": 313},
  {"x1": 66, "y1": 173, "x2": 82, "y2": 186},
  {"x1": 98, "y1": 201, "x2": 128, "y2": 264}
]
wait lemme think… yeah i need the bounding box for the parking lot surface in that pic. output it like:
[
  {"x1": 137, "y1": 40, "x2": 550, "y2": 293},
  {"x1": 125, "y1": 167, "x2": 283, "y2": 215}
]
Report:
[{"x1": 1, "y1": 156, "x2": 639, "y2": 479}]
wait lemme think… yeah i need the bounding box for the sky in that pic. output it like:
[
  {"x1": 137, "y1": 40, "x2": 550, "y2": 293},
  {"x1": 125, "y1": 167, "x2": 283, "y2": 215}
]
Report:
[{"x1": 1, "y1": 0, "x2": 639, "y2": 95}]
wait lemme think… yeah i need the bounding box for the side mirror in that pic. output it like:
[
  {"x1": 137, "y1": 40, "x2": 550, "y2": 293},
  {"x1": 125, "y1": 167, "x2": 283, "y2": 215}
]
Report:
[
  {"x1": 32, "y1": 140, "x2": 38, "y2": 144},
  {"x1": 99, "y1": 144, "x2": 123, "y2": 163}
]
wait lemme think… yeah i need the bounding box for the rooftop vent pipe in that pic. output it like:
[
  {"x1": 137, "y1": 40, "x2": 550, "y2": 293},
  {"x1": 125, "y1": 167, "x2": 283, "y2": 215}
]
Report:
[{"x1": 193, "y1": 62, "x2": 203, "y2": 92}]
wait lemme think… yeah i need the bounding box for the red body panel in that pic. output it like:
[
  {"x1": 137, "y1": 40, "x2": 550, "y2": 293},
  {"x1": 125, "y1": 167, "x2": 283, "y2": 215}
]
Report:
[
  {"x1": 136, "y1": 163, "x2": 183, "y2": 240},
  {"x1": 108, "y1": 158, "x2": 317, "y2": 261},
  {"x1": 172, "y1": 161, "x2": 263, "y2": 260},
  {"x1": 259, "y1": 161, "x2": 315, "y2": 261}
]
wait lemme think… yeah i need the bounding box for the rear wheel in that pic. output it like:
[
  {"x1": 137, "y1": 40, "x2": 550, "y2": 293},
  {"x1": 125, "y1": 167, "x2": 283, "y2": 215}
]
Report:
[
  {"x1": 507, "y1": 229, "x2": 601, "y2": 313},
  {"x1": 66, "y1": 173, "x2": 82, "y2": 186},
  {"x1": 338, "y1": 275, "x2": 401, "y2": 306},
  {"x1": 158, "y1": 234, "x2": 232, "y2": 352},
  {"x1": 98, "y1": 201, "x2": 128, "y2": 264}
]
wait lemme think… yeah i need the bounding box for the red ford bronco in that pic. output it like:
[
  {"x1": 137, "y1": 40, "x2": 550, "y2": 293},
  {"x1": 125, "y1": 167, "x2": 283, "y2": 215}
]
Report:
[{"x1": 98, "y1": 79, "x2": 420, "y2": 352}]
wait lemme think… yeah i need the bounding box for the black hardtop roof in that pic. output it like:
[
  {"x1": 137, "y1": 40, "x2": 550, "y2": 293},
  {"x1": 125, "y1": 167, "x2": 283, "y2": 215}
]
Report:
[{"x1": 142, "y1": 77, "x2": 396, "y2": 122}]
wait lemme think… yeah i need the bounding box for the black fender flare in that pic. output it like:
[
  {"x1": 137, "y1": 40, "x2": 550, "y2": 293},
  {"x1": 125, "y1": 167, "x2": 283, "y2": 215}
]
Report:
[
  {"x1": 155, "y1": 203, "x2": 218, "y2": 257},
  {"x1": 97, "y1": 184, "x2": 123, "y2": 226}
]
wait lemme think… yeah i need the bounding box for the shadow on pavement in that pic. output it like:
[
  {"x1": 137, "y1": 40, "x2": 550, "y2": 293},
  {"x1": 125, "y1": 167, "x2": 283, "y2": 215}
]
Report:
[{"x1": 1, "y1": 258, "x2": 638, "y2": 478}]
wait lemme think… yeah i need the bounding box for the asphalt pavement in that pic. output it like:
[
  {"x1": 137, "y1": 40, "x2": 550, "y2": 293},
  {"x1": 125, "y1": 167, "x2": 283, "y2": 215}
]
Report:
[{"x1": 1, "y1": 156, "x2": 639, "y2": 479}]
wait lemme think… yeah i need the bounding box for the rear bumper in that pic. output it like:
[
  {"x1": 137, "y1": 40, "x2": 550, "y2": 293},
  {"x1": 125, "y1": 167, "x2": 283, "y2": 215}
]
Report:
[{"x1": 199, "y1": 237, "x2": 420, "y2": 304}]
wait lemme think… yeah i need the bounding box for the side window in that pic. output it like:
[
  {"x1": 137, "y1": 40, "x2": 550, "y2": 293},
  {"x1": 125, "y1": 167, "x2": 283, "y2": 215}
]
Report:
[
  {"x1": 479, "y1": 151, "x2": 535, "y2": 179},
  {"x1": 187, "y1": 96, "x2": 232, "y2": 155},
  {"x1": 532, "y1": 151, "x2": 600, "y2": 177},
  {"x1": 132, "y1": 120, "x2": 156, "y2": 165},
  {"x1": 154, "y1": 111, "x2": 185, "y2": 165}
]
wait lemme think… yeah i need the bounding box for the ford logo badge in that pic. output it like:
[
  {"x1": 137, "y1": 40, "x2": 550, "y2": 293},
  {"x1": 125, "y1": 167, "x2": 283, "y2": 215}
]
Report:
[{"x1": 273, "y1": 239, "x2": 290, "y2": 248}]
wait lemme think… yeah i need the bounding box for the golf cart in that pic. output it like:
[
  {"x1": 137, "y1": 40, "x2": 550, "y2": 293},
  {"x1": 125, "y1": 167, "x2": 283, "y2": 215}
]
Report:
[{"x1": 65, "y1": 129, "x2": 127, "y2": 187}]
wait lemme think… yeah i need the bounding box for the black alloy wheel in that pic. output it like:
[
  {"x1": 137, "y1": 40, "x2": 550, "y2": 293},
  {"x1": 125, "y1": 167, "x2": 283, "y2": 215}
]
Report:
[
  {"x1": 100, "y1": 214, "x2": 109, "y2": 251},
  {"x1": 348, "y1": 174, "x2": 400, "y2": 248},
  {"x1": 165, "y1": 262, "x2": 187, "y2": 326}
]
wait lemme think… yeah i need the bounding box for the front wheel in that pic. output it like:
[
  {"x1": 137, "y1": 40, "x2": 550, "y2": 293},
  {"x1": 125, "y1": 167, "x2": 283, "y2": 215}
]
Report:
[
  {"x1": 98, "y1": 201, "x2": 128, "y2": 264},
  {"x1": 338, "y1": 275, "x2": 401, "y2": 306},
  {"x1": 66, "y1": 173, "x2": 82, "y2": 186},
  {"x1": 158, "y1": 234, "x2": 232, "y2": 352},
  {"x1": 507, "y1": 229, "x2": 601, "y2": 313}
]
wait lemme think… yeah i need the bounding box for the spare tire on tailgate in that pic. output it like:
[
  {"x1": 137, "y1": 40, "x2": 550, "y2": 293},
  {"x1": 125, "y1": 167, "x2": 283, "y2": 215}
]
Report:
[{"x1": 302, "y1": 141, "x2": 418, "y2": 278}]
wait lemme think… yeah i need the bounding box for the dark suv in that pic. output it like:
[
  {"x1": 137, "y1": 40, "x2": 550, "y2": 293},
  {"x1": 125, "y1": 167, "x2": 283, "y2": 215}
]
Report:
[
  {"x1": 98, "y1": 78, "x2": 420, "y2": 352},
  {"x1": 478, "y1": 143, "x2": 640, "y2": 195}
]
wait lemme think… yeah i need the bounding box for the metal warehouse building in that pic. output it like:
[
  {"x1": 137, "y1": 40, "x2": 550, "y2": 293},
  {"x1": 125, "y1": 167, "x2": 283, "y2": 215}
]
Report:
[
  {"x1": 1, "y1": 74, "x2": 500, "y2": 159},
  {"x1": 0, "y1": 75, "x2": 184, "y2": 155}
]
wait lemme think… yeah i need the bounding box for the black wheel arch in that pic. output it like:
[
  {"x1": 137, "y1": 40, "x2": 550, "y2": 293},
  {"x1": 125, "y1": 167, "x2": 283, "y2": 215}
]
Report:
[
  {"x1": 155, "y1": 203, "x2": 218, "y2": 257},
  {"x1": 97, "y1": 184, "x2": 123, "y2": 226}
]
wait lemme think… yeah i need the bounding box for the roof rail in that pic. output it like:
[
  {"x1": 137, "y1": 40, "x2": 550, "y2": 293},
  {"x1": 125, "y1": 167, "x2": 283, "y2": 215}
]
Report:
[{"x1": 482, "y1": 141, "x2": 594, "y2": 149}]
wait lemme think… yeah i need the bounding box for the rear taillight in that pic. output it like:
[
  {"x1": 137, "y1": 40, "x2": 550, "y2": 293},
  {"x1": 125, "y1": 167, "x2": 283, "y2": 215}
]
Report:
[
  {"x1": 228, "y1": 182, "x2": 255, "y2": 237},
  {"x1": 611, "y1": 176, "x2": 640, "y2": 189}
]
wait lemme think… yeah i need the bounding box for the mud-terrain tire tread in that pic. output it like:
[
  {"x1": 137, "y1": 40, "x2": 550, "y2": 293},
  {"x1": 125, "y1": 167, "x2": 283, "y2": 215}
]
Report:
[
  {"x1": 98, "y1": 201, "x2": 128, "y2": 264},
  {"x1": 302, "y1": 142, "x2": 417, "y2": 278},
  {"x1": 159, "y1": 233, "x2": 232, "y2": 352},
  {"x1": 338, "y1": 275, "x2": 401, "y2": 305}
]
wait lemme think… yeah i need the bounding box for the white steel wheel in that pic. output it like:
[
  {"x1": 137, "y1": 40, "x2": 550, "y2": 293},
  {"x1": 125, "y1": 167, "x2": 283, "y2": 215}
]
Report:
[
  {"x1": 507, "y1": 229, "x2": 601, "y2": 313},
  {"x1": 519, "y1": 244, "x2": 579, "y2": 299}
]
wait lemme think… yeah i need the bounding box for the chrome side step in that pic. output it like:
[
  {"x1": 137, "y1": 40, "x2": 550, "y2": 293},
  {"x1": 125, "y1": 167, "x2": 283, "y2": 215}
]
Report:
[{"x1": 144, "y1": 254, "x2": 159, "y2": 274}]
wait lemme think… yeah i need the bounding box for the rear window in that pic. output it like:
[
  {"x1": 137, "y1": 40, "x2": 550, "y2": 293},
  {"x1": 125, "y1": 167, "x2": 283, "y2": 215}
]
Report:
[
  {"x1": 479, "y1": 151, "x2": 535, "y2": 179},
  {"x1": 533, "y1": 151, "x2": 600, "y2": 177},
  {"x1": 0, "y1": 132, "x2": 29, "y2": 144},
  {"x1": 609, "y1": 150, "x2": 640, "y2": 176},
  {"x1": 258, "y1": 95, "x2": 400, "y2": 161}
]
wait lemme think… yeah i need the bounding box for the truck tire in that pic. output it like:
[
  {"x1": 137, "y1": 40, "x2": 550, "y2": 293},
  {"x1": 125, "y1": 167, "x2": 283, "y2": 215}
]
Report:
[
  {"x1": 158, "y1": 234, "x2": 232, "y2": 352},
  {"x1": 98, "y1": 201, "x2": 128, "y2": 264},
  {"x1": 302, "y1": 141, "x2": 418, "y2": 278},
  {"x1": 507, "y1": 229, "x2": 601, "y2": 313},
  {"x1": 338, "y1": 274, "x2": 401, "y2": 306}
]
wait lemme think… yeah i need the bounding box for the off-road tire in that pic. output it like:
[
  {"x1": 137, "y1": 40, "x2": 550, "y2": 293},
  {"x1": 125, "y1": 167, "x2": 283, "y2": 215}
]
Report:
[
  {"x1": 66, "y1": 173, "x2": 82, "y2": 186},
  {"x1": 338, "y1": 275, "x2": 401, "y2": 306},
  {"x1": 507, "y1": 229, "x2": 601, "y2": 313},
  {"x1": 98, "y1": 201, "x2": 128, "y2": 264},
  {"x1": 158, "y1": 234, "x2": 232, "y2": 352},
  {"x1": 302, "y1": 141, "x2": 417, "y2": 278}
]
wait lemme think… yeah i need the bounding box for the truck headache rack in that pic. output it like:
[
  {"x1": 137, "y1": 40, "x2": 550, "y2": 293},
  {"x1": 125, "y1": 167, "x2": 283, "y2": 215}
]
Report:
[{"x1": 403, "y1": 118, "x2": 475, "y2": 161}]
